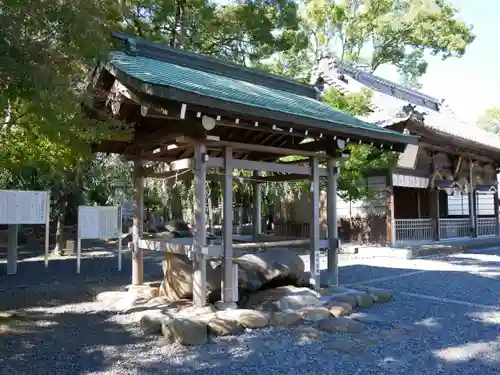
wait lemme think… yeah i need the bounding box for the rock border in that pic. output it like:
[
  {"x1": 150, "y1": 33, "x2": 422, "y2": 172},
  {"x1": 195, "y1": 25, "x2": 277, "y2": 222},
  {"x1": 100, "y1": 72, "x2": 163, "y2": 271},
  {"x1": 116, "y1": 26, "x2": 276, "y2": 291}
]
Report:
[{"x1": 97, "y1": 284, "x2": 395, "y2": 346}]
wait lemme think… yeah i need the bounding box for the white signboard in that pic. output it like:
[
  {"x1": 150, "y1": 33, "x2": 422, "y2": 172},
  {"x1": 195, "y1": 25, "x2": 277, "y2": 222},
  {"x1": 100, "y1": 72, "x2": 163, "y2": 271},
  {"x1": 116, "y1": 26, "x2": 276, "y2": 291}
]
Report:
[
  {"x1": 78, "y1": 206, "x2": 121, "y2": 239},
  {"x1": 393, "y1": 174, "x2": 429, "y2": 189},
  {"x1": 0, "y1": 190, "x2": 51, "y2": 274},
  {"x1": 77, "y1": 205, "x2": 122, "y2": 274},
  {"x1": 0, "y1": 190, "x2": 48, "y2": 224},
  {"x1": 397, "y1": 144, "x2": 419, "y2": 169}
]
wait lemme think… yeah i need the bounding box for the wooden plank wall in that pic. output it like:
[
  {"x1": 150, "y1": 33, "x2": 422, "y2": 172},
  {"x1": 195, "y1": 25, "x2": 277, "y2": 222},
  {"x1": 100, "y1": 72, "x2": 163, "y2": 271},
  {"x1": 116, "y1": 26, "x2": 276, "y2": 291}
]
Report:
[{"x1": 274, "y1": 175, "x2": 388, "y2": 243}]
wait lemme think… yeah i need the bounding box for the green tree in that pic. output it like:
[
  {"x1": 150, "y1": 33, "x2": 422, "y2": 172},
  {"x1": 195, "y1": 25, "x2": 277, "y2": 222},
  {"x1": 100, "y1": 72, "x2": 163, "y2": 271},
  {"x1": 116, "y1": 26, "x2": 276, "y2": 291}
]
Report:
[
  {"x1": 0, "y1": 0, "x2": 309, "y2": 236},
  {"x1": 0, "y1": 0, "x2": 122, "y2": 135},
  {"x1": 477, "y1": 107, "x2": 500, "y2": 134},
  {"x1": 301, "y1": 0, "x2": 475, "y2": 84},
  {"x1": 321, "y1": 87, "x2": 398, "y2": 200},
  {"x1": 119, "y1": 0, "x2": 303, "y2": 64}
]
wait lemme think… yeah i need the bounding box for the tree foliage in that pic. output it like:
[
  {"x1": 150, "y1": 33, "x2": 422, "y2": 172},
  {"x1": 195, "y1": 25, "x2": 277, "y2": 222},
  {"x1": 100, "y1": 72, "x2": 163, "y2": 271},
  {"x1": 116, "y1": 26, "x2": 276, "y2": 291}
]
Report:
[
  {"x1": 292, "y1": 0, "x2": 475, "y2": 84},
  {"x1": 322, "y1": 87, "x2": 398, "y2": 200},
  {"x1": 0, "y1": 0, "x2": 476, "y2": 230},
  {"x1": 477, "y1": 107, "x2": 500, "y2": 134},
  {"x1": 118, "y1": 0, "x2": 303, "y2": 64}
]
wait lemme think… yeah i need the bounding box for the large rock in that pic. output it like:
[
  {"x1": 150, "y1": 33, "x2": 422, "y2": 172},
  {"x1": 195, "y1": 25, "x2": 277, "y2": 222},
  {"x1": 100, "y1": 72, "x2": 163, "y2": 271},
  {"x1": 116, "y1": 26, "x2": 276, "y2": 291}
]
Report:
[
  {"x1": 162, "y1": 249, "x2": 305, "y2": 302},
  {"x1": 161, "y1": 253, "x2": 222, "y2": 301},
  {"x1": 325, "y1": 295, "x2": 357, "y2": 309},
  {"x1": 242, "y1": 285, "x2": 321, "y2": 311},
  {"x1": 352, "y1": 293, "x2": 374, "y2": 308},
  {"x1": 234, "y1": 249, "x2": 305, "y2": 290},
  {"x1": 162, "y1": 317, "x2": 208, "y2": 345},
  {"x1": 208, "y1": 317, "x2": 244, "y2": 336},
  {"x1": 140, "y1": 312, "x2": 172, "y2": 335},
  {"x1": 163, "y1": 219, "x2": 192, "y2": 238},
  {"x1": 325, "y1": 301, "x2": 353, "y2": 317},
  {"x1": 298, "y1": 306, "x2": 331, "y2": 322},
  {"x1": 217, "y1": 309, "x2": 269, "y2": 329},
  {"x1": 270, "y1": 310, "x2": 302, "y2": 327},
  {"x1": 127, "y1": 284, "x2": 159, "y2": 299},
  {"x1": 176, "y1": 305, "x2": 216, "y2": 317}
]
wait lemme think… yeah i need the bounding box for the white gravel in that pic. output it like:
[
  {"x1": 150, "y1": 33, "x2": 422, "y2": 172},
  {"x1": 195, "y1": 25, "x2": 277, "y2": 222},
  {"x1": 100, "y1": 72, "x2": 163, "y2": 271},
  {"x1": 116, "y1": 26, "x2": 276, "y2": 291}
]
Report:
[{"x1": 2, "y1": 246, "x2": 500, "y2": 374}]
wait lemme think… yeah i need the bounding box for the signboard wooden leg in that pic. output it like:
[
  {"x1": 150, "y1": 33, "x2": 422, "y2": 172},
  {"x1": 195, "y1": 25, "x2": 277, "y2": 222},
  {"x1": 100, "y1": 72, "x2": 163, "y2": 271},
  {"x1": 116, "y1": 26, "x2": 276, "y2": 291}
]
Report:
[
  {"x1": 118, "y1": 205, "x2": 123, "y2": 271},
  {"x1": 76, "y1": 238, "x2": 81, "y2": 274},
  {"x1": 7, "y1": 225, "x2": 18, "y2": 275},
  {"x1": 118, "y1": 232, "x2": 123, "y2": 272},
  {"x1": 44, "y1": 192, "x2": 50, "y2": 269}
]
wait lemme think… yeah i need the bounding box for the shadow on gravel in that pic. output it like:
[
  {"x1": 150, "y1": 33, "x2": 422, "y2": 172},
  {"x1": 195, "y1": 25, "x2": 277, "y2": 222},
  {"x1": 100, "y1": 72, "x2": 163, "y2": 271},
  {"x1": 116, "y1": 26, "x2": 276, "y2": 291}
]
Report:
[
  {"x1": 0, "y1": 250, "x2": 164, "y2": 309},
  {"x1": 2, "y1": 248, "x2": 500, "y2": 374},
  {"x1": 0, "y1": 309, "x2": 150, "y2": 375}
]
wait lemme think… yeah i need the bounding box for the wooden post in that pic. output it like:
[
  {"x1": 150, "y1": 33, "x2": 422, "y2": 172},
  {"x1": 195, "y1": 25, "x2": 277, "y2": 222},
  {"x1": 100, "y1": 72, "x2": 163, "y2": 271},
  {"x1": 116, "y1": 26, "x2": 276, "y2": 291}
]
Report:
[
  {"x1": 222, "y1": 147, "x2": 234, "y2": 302},
  {"x1": 193, "y1": 142, "x2": 208, "y2": 307},
  {"x1": 309, "y1": 157, "x2": 320, "y2": 289},
  {"x1": 428, "y1": 187, "x2": 440, "y2": 241},
  {"x1": 326, "y1": 158, "x2": 338, "y2": 286},
  {"x1": 237, "y1": 205, "x2": 243, "y2": 234},
  {"x1": 469, "y1": 163, "x2": 477, "y2": 237},
  {"x1": 417, "y1": 190, "x2": 421, "y2": 218},
  {"x1": 472, "y1": 189, "x2": 478, "y2": 238},
  {"x1": 44, "y1": 191, "x2": 50, "y2": 269},
  {"x1": 386, "y1": 172, "x2": 396, "y2": 245},
  {"x1": 207, "y1": 194, "x2": 213, "y2": 234},
  {"x1": 7, "y1": 225, "x2": 18, "y2": 275},
  {"x1": 132, "y1": 161, "x2": 144, "y2": 285},
  {"x1": 252, "y1": 171, "x2": 261, "y2": 241},
  {"x1": 494, "y1": 190, "x2": 500, "y2": 235}
]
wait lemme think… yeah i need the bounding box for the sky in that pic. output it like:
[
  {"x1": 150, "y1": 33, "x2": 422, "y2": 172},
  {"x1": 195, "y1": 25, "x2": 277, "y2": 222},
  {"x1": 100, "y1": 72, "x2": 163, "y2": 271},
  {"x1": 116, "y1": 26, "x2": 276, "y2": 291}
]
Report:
[
  {"x1": 214, "y1": 0, "x2": 498, "y2": 123},
  {"x1": 377, "y1": 0, "x2": 500, "y2": 123}
]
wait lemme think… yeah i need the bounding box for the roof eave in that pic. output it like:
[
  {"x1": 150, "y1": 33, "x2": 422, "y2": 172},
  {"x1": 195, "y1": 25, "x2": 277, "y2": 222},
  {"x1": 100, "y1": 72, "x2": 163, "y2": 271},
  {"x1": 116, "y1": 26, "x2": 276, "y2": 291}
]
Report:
[
  {"x1": 105, "y1": 63, "x2": 418, "y2": 149},
  {"x1": 111, "y1": 32, "x2": 319, "y2": 99}
]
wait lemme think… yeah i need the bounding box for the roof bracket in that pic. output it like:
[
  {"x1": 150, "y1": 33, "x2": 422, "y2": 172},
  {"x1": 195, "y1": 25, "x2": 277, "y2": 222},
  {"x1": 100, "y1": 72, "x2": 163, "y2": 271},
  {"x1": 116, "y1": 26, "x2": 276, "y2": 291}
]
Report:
[{"x1": 124, "y1": 37, "x2": 138, "y2": 56}]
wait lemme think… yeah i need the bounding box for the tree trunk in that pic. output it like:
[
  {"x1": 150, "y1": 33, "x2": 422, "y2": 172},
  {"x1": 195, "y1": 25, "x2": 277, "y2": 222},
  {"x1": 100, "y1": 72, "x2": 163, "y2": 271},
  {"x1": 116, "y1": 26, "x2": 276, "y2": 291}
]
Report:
[
  {"x1": 171, "y1": 0, "x2": 186, "y2": 48},
  {"x1": 52, "y1": 194, "x2": 67, "y2": 256}
]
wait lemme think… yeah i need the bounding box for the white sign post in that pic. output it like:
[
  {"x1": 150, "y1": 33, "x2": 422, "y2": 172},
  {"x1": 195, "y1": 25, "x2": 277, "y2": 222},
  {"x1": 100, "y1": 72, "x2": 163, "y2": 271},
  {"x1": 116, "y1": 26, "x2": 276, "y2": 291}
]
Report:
[
  {"x1": 0, "y1": 190, "x2": 50, "y2": 274},
  {"x1": 77, "y1": 205, "x2": 122, "y2": 274}
]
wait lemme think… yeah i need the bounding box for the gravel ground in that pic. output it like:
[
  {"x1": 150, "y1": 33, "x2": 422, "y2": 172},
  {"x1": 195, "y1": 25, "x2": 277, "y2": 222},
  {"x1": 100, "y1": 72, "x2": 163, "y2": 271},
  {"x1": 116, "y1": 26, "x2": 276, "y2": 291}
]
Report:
[{"x1": 2, "y1": 244, "x2": 500, "y2": 374}]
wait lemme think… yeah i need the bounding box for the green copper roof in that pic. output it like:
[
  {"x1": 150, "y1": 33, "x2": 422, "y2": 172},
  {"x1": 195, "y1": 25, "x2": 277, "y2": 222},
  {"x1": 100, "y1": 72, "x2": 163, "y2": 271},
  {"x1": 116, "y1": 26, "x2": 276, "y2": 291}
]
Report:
[{"x1": 106, "y1": 49, "x2": 417, "y2": 145}]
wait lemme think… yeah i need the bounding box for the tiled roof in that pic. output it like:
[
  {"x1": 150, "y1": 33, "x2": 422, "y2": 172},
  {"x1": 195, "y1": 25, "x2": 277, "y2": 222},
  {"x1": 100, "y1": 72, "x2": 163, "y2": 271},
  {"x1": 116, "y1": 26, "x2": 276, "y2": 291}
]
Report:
[
  {"x1": 314, "y1": 59, "x2": 500, "y2": 152},
  {"x1": 107, "y1": 49, "x2": 416, "y2": 143}
]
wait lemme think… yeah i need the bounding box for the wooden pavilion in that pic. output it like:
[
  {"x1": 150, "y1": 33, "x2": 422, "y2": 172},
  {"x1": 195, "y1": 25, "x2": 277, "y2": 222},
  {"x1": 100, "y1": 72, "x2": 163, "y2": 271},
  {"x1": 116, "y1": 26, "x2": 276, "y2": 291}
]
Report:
[{"x1": 86, "y1": 33, "x2": 417, "y2": 306}]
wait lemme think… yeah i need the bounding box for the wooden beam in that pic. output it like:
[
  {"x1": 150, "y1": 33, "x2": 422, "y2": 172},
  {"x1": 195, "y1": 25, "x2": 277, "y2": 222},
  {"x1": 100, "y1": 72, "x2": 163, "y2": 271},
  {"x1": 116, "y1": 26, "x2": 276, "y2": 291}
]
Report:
[
  {"x1": 140, "y1": 104, "x2": 169, "y2": 119},
  {"x1": 124, "y1": 123, "x2": 193, "y2": 154},
  {"x1": 136, "y1": 143, "x2": 188, "y2": 160},
  {"x1": 207, "y1": 156, "x2": 328, "y2": 176},
  {"x1": 257, "y1": 174, "x2": 310, "y2": 182},
  {"x1": 203, "y1": 139, "x2": 329, "y2": 159}
]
